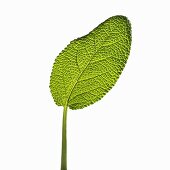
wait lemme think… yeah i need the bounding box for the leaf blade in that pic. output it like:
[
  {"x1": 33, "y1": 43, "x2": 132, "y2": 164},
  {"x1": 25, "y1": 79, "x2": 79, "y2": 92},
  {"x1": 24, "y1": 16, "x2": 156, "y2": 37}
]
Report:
[{"x1": 50, "y1": 15, "x2": 132, "y2": 109}]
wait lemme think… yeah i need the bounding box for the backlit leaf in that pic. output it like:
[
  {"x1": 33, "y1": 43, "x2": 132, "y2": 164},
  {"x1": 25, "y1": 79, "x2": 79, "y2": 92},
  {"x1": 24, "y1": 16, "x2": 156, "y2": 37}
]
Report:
[{"x1": 50, "y1": 15, "x2": 132, "y2": 109}]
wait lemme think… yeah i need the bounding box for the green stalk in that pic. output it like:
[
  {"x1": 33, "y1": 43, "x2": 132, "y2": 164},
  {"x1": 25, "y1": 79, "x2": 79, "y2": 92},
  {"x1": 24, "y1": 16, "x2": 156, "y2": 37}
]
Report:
[{"x1": 61, "y1": 105, "x2": 68, "y2": 170}]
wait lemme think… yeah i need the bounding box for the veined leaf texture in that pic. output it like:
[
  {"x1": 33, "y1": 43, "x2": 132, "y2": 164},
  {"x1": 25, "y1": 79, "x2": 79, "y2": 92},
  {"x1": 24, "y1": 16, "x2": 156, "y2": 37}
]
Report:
[{"x1": 50, "y1": 15, "x2": 132, "y2": 110}]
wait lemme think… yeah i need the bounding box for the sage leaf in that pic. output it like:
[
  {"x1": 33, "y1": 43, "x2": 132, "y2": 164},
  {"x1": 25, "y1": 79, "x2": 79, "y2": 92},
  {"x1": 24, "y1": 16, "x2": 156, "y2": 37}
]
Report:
[
  {"x1": 49, "y1": 15, "x2": 132, "y2": 170},
  {"x1": 50, "y1": 15, "x2": 131, "y2": 110}
]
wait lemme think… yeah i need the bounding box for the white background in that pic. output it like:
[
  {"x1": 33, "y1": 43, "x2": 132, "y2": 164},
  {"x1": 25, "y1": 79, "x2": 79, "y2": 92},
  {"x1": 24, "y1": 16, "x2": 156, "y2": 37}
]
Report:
[{"x1": 0, "y1": 0, "x2": 170, "y2": 170}]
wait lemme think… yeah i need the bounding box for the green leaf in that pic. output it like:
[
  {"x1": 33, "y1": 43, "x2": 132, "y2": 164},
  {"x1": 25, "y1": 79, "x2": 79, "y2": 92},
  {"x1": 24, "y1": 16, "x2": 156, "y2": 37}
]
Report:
[
  {"x1": 50, "y1": 15, "x2": 132, "y2": 170},
  {"x1": 50, "y1": 15, "x2": 131, "y2": 110}
]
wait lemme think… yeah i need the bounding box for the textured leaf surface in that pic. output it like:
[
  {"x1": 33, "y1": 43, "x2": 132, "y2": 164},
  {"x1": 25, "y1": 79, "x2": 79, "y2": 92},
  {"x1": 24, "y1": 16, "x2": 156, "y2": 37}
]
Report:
[{"x1": 50, "y1": 15, "x2": 131, "y2": 109}]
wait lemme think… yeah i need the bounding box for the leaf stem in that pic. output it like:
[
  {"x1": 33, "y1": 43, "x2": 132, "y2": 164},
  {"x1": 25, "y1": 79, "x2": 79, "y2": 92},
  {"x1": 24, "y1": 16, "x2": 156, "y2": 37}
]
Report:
[{"x1": 61, "y1": 105, "x2": 68, "y2": 170}]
